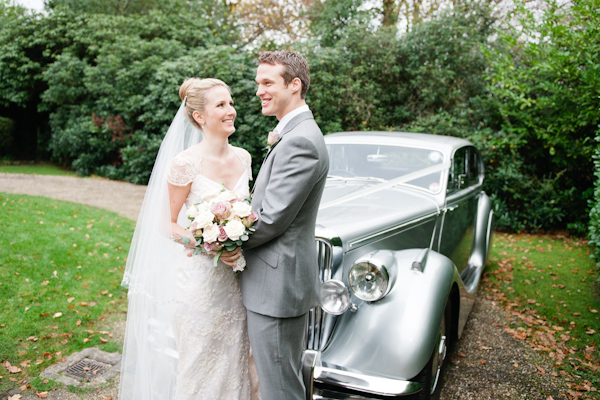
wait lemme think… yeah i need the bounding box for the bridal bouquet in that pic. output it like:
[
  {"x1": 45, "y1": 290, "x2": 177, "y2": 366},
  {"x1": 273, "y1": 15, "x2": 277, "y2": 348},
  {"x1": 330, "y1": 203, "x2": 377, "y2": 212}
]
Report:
[{"x1": 184, "y1": 189, "x2": 257, "y2": 272}]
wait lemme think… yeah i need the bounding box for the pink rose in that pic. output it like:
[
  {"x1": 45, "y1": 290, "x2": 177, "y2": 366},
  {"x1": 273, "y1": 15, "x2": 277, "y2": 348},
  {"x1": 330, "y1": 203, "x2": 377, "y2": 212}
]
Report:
[
  {"x1": 203, "y1": 241, "x2": 223, "y2": 252},
  {"x1": 267, "y1": 131, "x2": 279, "y2": 146},
  {"x1": 242, "y1": 210, "x2": 259, "y2": 228},
  {"x1": 211, "y1": 201, "x2": 231, "y2": 220},
  {"x1": 218, "y1": 225, "x2": 228, "y2": 242},
  {"x1": 249, "y1": 210, "x2": 258, "y2": 222}
]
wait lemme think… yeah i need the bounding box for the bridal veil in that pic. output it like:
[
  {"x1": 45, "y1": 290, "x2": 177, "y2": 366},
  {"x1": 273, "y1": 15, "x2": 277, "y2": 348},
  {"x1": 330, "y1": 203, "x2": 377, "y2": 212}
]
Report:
[{"x1": 119, "y1": 101, "x2": 202, "y2": 399}]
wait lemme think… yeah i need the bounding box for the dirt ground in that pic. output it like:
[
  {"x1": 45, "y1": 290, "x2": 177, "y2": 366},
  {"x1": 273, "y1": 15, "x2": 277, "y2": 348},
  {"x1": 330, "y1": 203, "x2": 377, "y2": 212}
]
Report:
[{"x1": 0, "y1": 173, "x2": 570, "y2": 400}]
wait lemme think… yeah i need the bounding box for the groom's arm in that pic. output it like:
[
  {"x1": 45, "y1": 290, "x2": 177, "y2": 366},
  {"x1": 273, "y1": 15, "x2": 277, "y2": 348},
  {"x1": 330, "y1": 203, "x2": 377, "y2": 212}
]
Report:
[{"x1": 243, "y1": 134, "x2": 322, "y2": 250}]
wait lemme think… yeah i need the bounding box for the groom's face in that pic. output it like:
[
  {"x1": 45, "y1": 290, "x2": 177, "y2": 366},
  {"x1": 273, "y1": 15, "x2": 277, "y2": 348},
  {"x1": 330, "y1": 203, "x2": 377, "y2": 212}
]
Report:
[{"x1": 255, "y1": 63, "x2": 295, "y2": 121}]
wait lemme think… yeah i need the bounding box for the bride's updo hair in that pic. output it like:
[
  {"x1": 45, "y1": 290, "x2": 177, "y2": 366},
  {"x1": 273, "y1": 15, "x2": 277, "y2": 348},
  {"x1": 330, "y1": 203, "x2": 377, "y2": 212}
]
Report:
[{"x1": 179, "y1": 78, "x2": 231, "y2": 130}]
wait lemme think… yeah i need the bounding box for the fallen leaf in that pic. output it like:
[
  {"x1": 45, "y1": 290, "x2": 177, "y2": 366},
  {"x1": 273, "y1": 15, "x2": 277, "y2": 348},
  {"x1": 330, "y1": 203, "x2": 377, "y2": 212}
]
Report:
[
  {"x1": 76, "y1": 319, "x2": 81, "y2": 326},
  {"x1": 40, "y1": 280, "x2": 49, "y2": 286},
  {"x1": 100, "y1": 337, "x2": 108, "y2": 343},
  {"x1": 536, "y1": 365, "x2": 546, "y2": 376},
  {"x1": 36, "y1": 392, "x2": 48, "y2": 399},
  {"x1": 479, "y1": 359, "x2": 486, "y2": 364},
  {"x1": 457, "y1": 352, "x2": 467, "y2": 357},
  {"x1": 53, "y1": 312, "x2": 62, "y2": 319},
  {"x1": 7, "y1": 395, "x2": 22, "y2": 400},
  {"x1": 67, "y1": 297, "x2": 75, "y2": 303},
  {"x1": 80, "y1": 302, "x2": 88, "y2": 307},
  {"x1": 7, "y1": 365, "x2": 22, "y2": 373}
]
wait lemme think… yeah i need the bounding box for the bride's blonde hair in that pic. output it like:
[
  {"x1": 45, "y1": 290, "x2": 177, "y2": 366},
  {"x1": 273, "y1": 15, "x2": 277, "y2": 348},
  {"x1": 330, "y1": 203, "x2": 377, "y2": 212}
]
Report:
[{"x1": 179, "y1": 78, "x2": 231, "y2": 130}]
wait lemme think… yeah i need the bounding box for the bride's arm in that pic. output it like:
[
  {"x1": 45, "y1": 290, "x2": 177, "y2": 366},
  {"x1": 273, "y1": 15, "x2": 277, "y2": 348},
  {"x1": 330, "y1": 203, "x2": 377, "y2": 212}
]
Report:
[{"x1": 168, "y1": 182, "x2": 196, "y2": 249}]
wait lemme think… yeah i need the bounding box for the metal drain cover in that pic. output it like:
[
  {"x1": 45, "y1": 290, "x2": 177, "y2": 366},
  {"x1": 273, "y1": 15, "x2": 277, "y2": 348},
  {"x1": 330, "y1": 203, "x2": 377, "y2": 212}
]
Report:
[
  {"x1": 40, "y1": 347, "x2": 121, "y2": 387},
  {"x1": 63, "y1": 358, "x2": 112, "y2": 381}
]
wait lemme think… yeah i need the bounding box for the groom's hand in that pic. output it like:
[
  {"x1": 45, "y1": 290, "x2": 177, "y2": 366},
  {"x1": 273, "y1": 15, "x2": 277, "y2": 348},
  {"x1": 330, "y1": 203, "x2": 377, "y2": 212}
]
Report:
[{"x1": 218, "y1": 247, "x2": 242, "y2": 267}]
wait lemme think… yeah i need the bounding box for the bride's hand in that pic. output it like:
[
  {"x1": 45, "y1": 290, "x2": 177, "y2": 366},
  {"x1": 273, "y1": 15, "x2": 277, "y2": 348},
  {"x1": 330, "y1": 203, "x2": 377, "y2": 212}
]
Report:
[{"x1": 218, "y1": 247, "x2": 242, "y2": 267}]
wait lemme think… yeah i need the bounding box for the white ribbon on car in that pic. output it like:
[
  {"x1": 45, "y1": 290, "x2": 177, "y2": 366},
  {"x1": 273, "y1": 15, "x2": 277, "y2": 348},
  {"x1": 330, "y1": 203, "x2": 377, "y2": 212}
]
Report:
[{"x1": 319, "y1": 161, "x2": 451, "y2": 211}]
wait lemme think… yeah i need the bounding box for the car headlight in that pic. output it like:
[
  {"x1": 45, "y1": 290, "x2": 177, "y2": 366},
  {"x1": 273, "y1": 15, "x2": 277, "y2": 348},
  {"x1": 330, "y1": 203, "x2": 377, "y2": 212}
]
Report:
[
  {"x1": 319, "y1": 280, "x2": 351, "y2": 315},
  {"x1": 348, "y1": 261, "x2": 389, "y2": 302}
]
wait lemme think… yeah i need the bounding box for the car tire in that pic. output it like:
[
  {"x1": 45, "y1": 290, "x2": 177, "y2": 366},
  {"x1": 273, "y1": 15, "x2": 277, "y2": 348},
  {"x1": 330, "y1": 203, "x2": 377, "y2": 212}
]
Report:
[{"x1": 411, "y1": 299, "x2": 451, "y2": 400}]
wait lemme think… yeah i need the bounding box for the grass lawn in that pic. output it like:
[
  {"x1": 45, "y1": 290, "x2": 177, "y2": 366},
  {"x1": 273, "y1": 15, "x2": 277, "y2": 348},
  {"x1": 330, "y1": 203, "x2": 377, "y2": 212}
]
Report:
[
  {"x1": 485, "y1": 232, "x2": 600, "y2": 398},
  {"x1": 0, "y1": 162, "x2": 77, "y2": 176},
  {"x1": 0, "y1": 193, "x2": 134, "y2": 395}
]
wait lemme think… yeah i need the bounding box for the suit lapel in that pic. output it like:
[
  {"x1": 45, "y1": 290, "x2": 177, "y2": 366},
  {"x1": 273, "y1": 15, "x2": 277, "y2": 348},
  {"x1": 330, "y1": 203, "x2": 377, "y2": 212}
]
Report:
[{"x1": 251, "y1": 111, "x2": 315, "y2": 196}]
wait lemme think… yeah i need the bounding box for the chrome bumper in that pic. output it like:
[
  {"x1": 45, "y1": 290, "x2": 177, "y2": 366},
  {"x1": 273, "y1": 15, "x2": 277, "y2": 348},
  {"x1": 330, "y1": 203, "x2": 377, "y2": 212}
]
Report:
[{"x1": 302, "y1": 350, "x2": 423, "y2": 399}]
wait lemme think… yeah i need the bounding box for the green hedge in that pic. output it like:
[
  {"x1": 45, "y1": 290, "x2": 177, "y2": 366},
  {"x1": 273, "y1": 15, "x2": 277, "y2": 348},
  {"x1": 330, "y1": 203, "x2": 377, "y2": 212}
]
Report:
[
  {"x1": 0, "y1": 116, "x2": 15, "y2": 155},
  {"x1": 1, "y1": 0, "x2": 599, "y2": 235},
  {"x1": 588, "y1": 127, "x2": 600, "y2": 274}
]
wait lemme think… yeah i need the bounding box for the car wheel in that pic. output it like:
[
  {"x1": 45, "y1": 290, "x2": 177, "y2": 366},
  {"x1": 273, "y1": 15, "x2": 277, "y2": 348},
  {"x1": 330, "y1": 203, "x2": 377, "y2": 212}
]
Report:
[{"x1": 412, "y1": 300, "x2": 451, "y2": 400}]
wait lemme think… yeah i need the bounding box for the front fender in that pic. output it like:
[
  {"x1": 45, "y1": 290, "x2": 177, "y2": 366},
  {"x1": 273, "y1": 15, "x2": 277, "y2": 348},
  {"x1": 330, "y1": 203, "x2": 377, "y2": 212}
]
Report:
[{"x1": 320, "y1": 249, "x2": 456, "y2": 381}]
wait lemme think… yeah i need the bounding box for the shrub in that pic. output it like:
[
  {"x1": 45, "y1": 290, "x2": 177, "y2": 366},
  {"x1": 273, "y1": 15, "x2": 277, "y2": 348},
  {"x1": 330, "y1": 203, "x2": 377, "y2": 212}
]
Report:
[
  {"x1": 588, "y1": 127, "x2": 600, "y2": 274},
  {"x1": 0, "y1": 116, "x2": 15, "y2": 155}
]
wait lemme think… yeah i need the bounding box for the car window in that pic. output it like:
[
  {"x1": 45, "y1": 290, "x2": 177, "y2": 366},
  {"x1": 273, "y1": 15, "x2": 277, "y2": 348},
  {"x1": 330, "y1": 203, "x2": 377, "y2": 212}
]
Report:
[
  {"x1": 327, "y1": 144, "x2": 445, "y2": 193},
  {"x1": 448, "y1": 146, "x2": 482, "y2": 193},
  {"x1": 447, "y1": 147, "x2": 467, "y2": 193},
  {"x1": 467, "y1": 147, "x2": 482, "y2": 186}
]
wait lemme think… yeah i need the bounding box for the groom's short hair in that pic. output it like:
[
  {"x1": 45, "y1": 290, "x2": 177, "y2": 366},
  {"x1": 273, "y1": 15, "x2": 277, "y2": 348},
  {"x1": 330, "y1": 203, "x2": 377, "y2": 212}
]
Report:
[{"x1": 258, "y1": 51, "x2": 310, "y2": 99}]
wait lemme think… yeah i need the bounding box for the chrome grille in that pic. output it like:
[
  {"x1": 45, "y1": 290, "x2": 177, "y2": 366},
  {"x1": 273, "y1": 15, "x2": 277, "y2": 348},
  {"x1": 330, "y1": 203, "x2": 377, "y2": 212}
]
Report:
[{"x1": 306, "y1": 238, "x2": 333, "y2": 350}]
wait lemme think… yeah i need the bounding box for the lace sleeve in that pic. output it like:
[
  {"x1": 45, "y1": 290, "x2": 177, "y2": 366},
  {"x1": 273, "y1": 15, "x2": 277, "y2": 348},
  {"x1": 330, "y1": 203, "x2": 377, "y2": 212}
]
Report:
[
  {"x1": 167, "y1": 151, "x2": 200, "y2": 186},
  {"x1": 234, "y1": 147, "x2": 253, "y2": 181}
]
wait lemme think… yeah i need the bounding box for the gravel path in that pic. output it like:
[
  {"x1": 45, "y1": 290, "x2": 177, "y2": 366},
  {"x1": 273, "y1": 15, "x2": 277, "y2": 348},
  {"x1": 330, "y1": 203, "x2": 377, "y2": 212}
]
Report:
[
  {"x1": 0, "y1": 173, "x2": 146, "y2": 221},
  {"x1": 1, "y1": 173, "x2": 569, "y2": 400}
]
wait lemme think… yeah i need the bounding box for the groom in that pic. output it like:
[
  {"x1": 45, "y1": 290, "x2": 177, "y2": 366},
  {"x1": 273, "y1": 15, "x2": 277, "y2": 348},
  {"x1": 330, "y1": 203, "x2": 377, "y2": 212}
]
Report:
[{"x1": 240, "y1": 51, "x2": 328, "y2": 400}]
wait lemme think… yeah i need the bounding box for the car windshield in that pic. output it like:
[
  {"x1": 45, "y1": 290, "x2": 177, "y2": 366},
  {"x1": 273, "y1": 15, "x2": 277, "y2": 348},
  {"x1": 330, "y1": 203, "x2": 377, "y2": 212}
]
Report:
[{"x1": 326, "y1": 143, "x2": 445, "y2": 193}]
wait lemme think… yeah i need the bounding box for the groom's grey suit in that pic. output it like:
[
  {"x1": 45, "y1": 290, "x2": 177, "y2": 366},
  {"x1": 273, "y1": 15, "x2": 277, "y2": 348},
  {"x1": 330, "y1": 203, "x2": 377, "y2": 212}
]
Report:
[{"x1": 240, "y1": 110, "x2": 328, "y2": 400}]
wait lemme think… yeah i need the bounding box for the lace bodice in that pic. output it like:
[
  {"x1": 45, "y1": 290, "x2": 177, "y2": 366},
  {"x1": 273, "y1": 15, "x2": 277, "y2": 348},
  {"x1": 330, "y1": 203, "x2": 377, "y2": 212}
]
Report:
[
  {"x1": 167, "y1": 144, "x2": 252, "y2": 207},
  {"x1": 164, "y1": 144, "x2": 259, "y2": 400}
]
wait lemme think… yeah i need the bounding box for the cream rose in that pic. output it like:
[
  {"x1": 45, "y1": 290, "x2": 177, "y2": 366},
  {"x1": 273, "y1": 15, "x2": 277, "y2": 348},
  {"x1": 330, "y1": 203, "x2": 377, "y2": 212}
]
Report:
[
  {"x1": 224, "y1": 219, "x2": 246, "y2": 241},
  {"x1": 214, "y1": 190, "x2": 238, "y2": 203},
  {"x1": 231, "y1": 201, "x2": 252, "y2": 218},
  {"x1": 202, "y1": 223, "x2": 220, "y2": 243},
  {"x1": 193, "y1": 209, "x2": 214, "y2": 229},
  {"x1": 186, "y1": 205, "x2": 199, "y2": 219}
]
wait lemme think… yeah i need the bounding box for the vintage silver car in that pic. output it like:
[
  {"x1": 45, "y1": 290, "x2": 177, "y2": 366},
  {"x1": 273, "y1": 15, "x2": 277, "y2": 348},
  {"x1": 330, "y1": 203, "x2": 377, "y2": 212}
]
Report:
[{"x1": 302, "y1": 131, "x2": 494, "y2": 400}]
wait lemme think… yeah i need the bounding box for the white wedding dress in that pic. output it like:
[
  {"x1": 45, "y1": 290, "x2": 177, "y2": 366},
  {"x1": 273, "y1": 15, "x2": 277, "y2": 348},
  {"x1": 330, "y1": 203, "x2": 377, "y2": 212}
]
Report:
[{"x1": 167, "y1": 143, "x2": 259, "y2": 400}]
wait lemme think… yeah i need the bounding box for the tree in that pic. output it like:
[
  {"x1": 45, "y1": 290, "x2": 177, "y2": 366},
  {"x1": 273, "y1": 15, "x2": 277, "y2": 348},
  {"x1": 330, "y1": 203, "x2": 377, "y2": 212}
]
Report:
[
  {"x1": 232, "y1": 0, "x2": 314, "y2": 44},
  {"x1": 484, "y1": 0, "x2": 600, "y2": 232}
]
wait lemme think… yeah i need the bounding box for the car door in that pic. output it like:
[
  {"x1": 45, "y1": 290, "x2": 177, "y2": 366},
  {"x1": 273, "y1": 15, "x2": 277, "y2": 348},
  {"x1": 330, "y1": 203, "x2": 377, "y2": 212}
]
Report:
[{"x1": 439, "y1": 146, "x2": 481, "y2": 274}]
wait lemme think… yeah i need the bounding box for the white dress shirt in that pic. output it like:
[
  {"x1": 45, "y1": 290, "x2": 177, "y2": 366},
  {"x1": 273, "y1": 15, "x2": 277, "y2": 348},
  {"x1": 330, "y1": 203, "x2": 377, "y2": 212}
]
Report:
[{"x1": 274, "y1": 105, "x2": 310, "y2": 136}]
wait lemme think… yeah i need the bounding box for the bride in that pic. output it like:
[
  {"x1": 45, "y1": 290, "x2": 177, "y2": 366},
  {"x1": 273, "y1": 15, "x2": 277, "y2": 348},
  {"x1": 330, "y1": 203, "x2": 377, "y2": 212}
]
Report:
[{"x1": 119, "y1": 78, "x2": 259, "y2": 399}]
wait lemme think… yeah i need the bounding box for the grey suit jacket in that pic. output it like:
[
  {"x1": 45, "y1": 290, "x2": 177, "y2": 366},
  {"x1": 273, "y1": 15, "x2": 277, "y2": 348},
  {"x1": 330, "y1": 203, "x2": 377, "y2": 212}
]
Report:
[{"x1": 240, "y1": 111, "x2": 329, "y2": 318}]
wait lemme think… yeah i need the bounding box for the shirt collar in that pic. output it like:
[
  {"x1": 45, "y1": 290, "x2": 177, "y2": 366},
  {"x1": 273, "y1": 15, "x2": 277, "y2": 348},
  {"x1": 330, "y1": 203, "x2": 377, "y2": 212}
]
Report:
[{"x1": 274, "y1": 104, "x2": 310, "y2": 135}]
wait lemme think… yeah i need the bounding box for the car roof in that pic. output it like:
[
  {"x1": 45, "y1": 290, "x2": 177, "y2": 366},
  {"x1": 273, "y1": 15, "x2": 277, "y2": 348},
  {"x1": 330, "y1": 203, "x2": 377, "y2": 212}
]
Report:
[{"x1": 325, "y1": 131, "x2": 474, "y2": 153}]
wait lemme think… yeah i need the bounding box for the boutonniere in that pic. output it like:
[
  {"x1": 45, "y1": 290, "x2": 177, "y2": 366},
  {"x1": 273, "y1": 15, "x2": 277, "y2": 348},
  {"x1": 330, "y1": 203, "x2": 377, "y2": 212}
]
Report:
[{"x1": 265, "y1": 131, "x2": 280, "y2": 151}]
